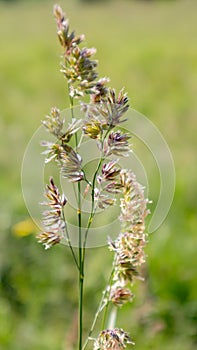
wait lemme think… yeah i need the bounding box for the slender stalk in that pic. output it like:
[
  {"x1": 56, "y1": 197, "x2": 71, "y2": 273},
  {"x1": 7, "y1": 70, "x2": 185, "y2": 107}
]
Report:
[
  {"x1": 101, "y1": 300, "x2": 109, "y2": 330},
  {"x1": 101, "y1": 266, "x2": 115, "y2": 330},
  {"x1": 81, "y1": 128, "x2": 114, "y2": 346},
  {"x1": 68, "y1": 90, "x2": 115, "y2": 350},
  {"x1": 78, "y1": 181, "x2": 83, "y2": 350},
  {"x1": 82, "y1": 293, "x2": 107, "y2": 350},
  {"x1": 83, "y1": 268, "x2": 115, "y2": 350},
  {"x1": 82, "y1": 127, "x2": 112, "y2": 258},
  {"x1": 107, "y1": 307, "x2": 117, "y2": 329},
  {"x1": 69, "y1": 92, "x2": 84, "y2": 350},
  {"x1": 62, "y1": 211, "x2": 79, "y2": 270}
]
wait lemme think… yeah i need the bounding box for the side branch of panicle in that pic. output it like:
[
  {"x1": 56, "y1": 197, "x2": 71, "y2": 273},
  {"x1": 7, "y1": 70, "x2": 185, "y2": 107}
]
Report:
[
  {"x1": 108, "y1": 169, "x2": 150, "y2": 306},
  {"x1": 53, "y1": 4, "x2": 109, "y2": 99},
  {"x1": 37, "y1": 177, "x2": 67, "y2": 249}
]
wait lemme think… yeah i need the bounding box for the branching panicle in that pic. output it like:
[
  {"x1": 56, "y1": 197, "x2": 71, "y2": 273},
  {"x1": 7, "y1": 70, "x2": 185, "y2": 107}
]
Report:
[{"x1": 37, "y1": 6, "x2": 151, "y2": 350}]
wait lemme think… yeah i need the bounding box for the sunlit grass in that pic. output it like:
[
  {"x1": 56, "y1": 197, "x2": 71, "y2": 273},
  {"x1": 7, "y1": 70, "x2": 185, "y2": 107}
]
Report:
[{"x1": 0, "y1": 0, "x2": 197, "y2": 349}]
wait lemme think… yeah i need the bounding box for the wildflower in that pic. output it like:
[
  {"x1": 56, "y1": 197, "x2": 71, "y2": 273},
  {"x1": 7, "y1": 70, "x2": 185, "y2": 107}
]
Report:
[
  {"x1": 37, "y1": 177, "x2": 67, "y2": 249},
  {"x1": 94, "y1": 328, "x2": 134, "y2": 350},
  {"x1": 12, "y1": 219, "x2": 37, "y2": 237}
]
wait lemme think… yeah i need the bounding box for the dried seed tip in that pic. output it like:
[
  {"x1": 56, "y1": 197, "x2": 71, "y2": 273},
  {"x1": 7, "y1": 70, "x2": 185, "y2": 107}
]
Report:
[
  {"x1": 105, "y1": 88, "x2": 129, "y2": 126},
  {"x1": 99, "y1": 196, "x2": 116, "y2": 209},
  {"x1": 54, "y1": 6, "x2": 101, "y2": 98},
  {"x1": 41, "y1": 142, "x2": 84, "y2": 182},
  {"x1": 45, "y1": 177, "x2": 67, "y2": 208},
  {"x1": 90, "y1": 88, "x2": 129, "y2": 128},
  {"x1": 81, "y1": 47, "x2": 97, "y2": 57},
  {"x1": 41, "y1": 142, "x2": 62, "y2": 164},
  {"x1": 100, "y1": 160, "x2": 120, "y2": 182},
  {"x1": 60, "y1": 145, "x2": 84, "y2": 182},
  {"x1": 38, "y1": 177, "x2": 67, "y2": 249},
  {"x1": 42, "y1": 107, "x2": 64, "y2": 139},
  {"x1": 94, "y1": 328, "x2": 134, "y2": 350},
  {"x1": 104, "y1": 130, "x2": 131, "y2": 157},
  {"x1": 91, "y1": 77, "x2": 110, "y2": 102},
  {"x1": 37, "y1": 231, "x2": 61, "y2": 250},
  {"x1": 104, "y1": 181, "x2": 123, "y2": 194},
  {"x1": 110, "y1": 286, "x2": 134, "y2": 306},
  {"x1": 94, "y1": 190, "x2": 116, "y2": 209},
  {"x1": 53, "y1": 4, "x2": 64, "y2": 21},
  {"x1": 61, "y1": 118, "x2": 83, "y2": 143}
]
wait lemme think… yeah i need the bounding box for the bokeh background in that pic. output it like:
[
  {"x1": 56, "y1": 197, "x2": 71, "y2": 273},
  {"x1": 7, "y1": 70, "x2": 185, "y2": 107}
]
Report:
[{"x1": 0, "y1": 0, "x2": 197, "y2": 349}]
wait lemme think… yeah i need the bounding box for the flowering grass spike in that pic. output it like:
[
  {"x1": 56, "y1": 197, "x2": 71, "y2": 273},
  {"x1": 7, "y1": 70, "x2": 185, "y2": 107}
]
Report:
[{"x1": 36, "y1": 5, "x2": 150, "y2": 350}]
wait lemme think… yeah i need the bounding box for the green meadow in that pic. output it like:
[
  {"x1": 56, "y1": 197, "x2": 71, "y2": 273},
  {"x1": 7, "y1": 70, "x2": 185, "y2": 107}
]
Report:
[{"x1": 0, "y1": 0, "x2": 197, "y2": 349}]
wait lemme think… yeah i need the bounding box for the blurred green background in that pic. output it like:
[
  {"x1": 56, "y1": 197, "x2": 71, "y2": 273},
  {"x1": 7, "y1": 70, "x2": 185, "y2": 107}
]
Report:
[{"x1": 0, "y1": 0, "x2": 197, "y2": 349}]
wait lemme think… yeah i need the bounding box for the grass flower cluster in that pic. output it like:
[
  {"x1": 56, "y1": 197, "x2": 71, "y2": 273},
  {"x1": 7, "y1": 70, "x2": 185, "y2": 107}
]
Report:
[{"x1": 37, "y1": 5, "x2": 150, "y2": 350}]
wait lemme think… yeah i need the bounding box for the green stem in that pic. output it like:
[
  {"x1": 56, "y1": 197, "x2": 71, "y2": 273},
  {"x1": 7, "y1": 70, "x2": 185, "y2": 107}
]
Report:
[
  {"x1": 78, "y1": 181, "x2": 83, "y2": 350},
  {"x1": 69, "y1": 91, "x2": 84, "y2": 350},
  {"x1": 101, "y1": 300, "x2": 109, "y2": 330},
  {"x1": 62, "y1": 211, "x2": 79, "y2": 270},
  {"x1": 83, "y1": 268, "x2": 115, "y2": 350},
  {"x1": 82, "y1": 293, "x2": 107, "y2": 350},
  {"x1": 101, "y1": 267, "x2": 114, "y2": 330},
  {"x1": 107, "y1": 306, "x2": 117, "y2": 329},
  {"x1": 82, "y1": 127, "x2": 112, "y2": 260},
  {"x1": 69, "y1": 95, "x2": 78, "y2": 146}
]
